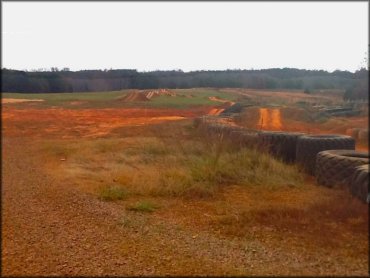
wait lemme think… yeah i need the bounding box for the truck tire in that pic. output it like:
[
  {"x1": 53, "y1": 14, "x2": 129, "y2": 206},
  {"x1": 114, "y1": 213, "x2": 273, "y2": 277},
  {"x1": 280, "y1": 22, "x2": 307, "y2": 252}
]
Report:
[
  {"x1": 258, "y1": 131, "x2": 305, "y2": 163},
  {"x1": 349, "y1": 164, "x2": 369, "y2": 203},
  {"x1": 315, "y1": 150, "x2": 369, "y2": 188},
  {"x1": 296, "y1": 134, "x2": 355, "y2": 175}
]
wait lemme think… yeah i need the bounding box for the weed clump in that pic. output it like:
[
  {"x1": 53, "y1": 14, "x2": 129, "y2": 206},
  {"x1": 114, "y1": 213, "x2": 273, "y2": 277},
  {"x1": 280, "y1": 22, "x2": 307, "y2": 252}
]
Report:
[
  {"x1": 127, "y1": 201, "x2": 159, "y2": 212},
  {"x1": 99, "y1": 185, "x2": 128, "y2": 201}
]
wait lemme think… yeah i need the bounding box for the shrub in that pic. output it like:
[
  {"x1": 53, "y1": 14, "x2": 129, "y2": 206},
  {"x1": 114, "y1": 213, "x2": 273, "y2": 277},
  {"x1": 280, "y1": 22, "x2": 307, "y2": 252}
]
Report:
[
  {"x1": 98, "y1": 185, "x2": 128, "y2": 201},
  {"x1": 127, "y1": 201, "x2": 159, "y2": 212}
]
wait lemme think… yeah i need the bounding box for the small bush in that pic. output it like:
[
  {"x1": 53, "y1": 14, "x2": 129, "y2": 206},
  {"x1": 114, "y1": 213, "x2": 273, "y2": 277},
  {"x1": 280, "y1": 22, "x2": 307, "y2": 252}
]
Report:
[
  {"x1": 127, "y1": 201, "x2": 159, "y2": 212},
  {"x1": 98, "y1": 185, "x2": 128, "y2": 201},
  {"x1": 303, "y1": 88, "x2": 311, "y2": 94}
]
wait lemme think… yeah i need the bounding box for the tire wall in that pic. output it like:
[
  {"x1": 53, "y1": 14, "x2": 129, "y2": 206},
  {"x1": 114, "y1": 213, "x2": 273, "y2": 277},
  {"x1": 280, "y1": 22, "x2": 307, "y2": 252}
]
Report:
[
  {"x1": 194, "y1": 117, "x2": 367, "y2": 203},
  {"x1": 349, "y1": 164, "x2": 369, "y2": 203},
  {"x1": 296, "y1": 135, "x2": 355, "y2": 175},
  {"x1": 315, "y1": 150, "x2": 369, "y2": 188}
]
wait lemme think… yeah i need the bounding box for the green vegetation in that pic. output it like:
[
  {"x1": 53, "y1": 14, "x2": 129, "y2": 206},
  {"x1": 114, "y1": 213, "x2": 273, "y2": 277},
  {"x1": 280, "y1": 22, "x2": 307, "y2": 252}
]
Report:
[
  {"x1": 127, "y1": 201, "x2": 159, "y2": 212},
  {"x1": 2, "y1": 88, "x2": 238, "y2": 109},
  {"x1": 2, "y1": 91, "x2": 128, "y2": 101},
  {"x1": 98, "y1": 185, "x2": 128, "y2": 201},
  {"x1": 145, "y1": 89, "x2": 238, "y2": 108},
  {"x1": 2, "y1": 68, "x2": 366, "y2": 93},
  {"x1": 41, "y1": 122, "x2": 304, "y2": 200},
  {"x1": 2, "y1": 91, "x2": 129, "y2": 108}
]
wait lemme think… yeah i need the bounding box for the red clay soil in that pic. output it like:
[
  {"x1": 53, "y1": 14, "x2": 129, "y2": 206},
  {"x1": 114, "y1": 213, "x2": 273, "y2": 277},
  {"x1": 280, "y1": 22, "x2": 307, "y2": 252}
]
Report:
[
  {"x1": 2, "y1": 103, "x2": 368, "y2": 276},
  {"x1": 2, "y1": 106, "x2": 210, "y2": 139}
]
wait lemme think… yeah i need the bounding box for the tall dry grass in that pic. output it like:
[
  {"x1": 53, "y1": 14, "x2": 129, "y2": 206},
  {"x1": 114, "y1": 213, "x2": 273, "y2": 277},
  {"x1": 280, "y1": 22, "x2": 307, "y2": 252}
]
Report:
[{"x1": 39, "y1": 121, "x2": 304, "y2": 199}]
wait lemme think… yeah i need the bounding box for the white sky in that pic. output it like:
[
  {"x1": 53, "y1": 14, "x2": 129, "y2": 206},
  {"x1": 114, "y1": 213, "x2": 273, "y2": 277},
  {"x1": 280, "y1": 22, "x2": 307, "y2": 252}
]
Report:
[{"x1": 1, "y1": 1, "x2": 368, "y2": 72}]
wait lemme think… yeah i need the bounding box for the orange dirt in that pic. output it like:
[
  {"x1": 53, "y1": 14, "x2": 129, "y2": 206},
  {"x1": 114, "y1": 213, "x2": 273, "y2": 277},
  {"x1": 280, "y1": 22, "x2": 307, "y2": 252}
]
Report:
[
  {"x1": 207, "y1": 108, "x2": 224, "y2": 115},
  {"x1": 207, "y1": 96, "x2": 236, "y2": 115},
  {"x1": 2, "y1": 98, "x2": 44, "y2": 104},
  {"x1": 1, "y1": 106, "x2": 213, "y2": 139},
  {"x1": 2, "y1": 99, "x2": 368, "y2": 276},
  {"x1": 208, "y1": 96, "x2": 235, "y2": 106},
  {"x1": 244, "y1": 106, "x2": 368, "y2": 151},
  {"x1": 258, "y1": 108, "x2": 282, "y2": 130}
]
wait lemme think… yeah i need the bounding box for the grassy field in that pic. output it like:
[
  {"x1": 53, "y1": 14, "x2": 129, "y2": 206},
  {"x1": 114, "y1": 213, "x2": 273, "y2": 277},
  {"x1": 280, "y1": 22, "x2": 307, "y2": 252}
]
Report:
[{"x1": 2, "y1": 88, "x2": 239, "y2": 109}]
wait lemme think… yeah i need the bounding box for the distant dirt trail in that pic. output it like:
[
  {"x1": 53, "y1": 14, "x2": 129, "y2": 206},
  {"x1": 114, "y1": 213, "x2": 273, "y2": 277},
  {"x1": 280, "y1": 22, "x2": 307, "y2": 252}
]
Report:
[
  {"x1": 207, "y1": 108, "x2": 224, "y2": 115},
  {"x1": 258, "y1": 108, "x2": 270, "y2": 129},
  {"x1": 258, "y1": 108, "x2": 282, "y2": 130},
  {"x1": 2, "y1": 98, "x2": 44, "y2": 104},
  {"x1": 208, "y1": 96, "x2": 235, "y2": 116},
  {"x1": 270, "y1": 109, "x2": 282, "y2": 130}
]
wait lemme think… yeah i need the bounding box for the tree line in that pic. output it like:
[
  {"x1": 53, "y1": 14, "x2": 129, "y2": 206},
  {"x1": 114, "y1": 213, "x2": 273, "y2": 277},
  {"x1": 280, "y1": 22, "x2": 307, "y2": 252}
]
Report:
[{"x1": 1, "y1": 67, "x2": 368, "y2": 100}]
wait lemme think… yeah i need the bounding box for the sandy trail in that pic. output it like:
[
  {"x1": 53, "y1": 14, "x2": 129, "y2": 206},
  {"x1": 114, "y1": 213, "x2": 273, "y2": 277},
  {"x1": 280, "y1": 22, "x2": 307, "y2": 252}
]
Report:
[
  {"x1": 258, "y1": 108, "x2": 282, "y2": 130},
  {"x1": 207, "y1": 96, "x2": 236, "y2": 115},
  {"x1": 207, "y1": 108, "x2": 224, "y2": 115},
  {"x1": 2, "y1": 98, "x2": 44, "y2": 104}
]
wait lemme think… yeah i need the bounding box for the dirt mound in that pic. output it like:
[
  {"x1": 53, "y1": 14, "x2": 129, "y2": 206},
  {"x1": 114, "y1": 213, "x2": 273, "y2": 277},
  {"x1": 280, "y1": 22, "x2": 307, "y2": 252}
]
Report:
[
  {"x1": 120, "y1": 89, "x2": 176, "y2": 102},
  {"x1": 145, "y1": 89, "x2": 176, "y2": 99},
  {"x1": 120, "y1": 91, "x2": 150, "y2": 102}
]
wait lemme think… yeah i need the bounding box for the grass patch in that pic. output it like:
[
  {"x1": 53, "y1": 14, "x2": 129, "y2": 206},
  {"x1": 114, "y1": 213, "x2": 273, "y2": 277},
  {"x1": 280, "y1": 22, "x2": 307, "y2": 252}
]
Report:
[
  {"x1": 45, "y1": 122, "x2": 304, "y2": 200},
  {"x1": 2, "y1": 91, "x2": 128, "y2": 101},
  {"x1": 98, "y1": 185, "x2": 128, "y2": 201},
  {"x1": 40, "y1": 141, "x2": 78, "y2": 158},
  {"x1": 2, "y1": 88, "x2": 238, "y2": 109},
  {"x1": 127, "y1": 201, "x2": 159, "y2": 212}
]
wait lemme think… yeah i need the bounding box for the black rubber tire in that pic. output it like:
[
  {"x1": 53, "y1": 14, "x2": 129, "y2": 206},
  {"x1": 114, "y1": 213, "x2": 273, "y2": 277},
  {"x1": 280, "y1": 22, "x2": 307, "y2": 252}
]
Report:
[
  {"x1": 296, "y1": 134, "x2": 355, "y2": 175},
  {"x1": 228, "y1": 130, "x2": 245, "y2": 142},
  {"x1": 240, "y1": 132, "x2": 260, "y2": 149},
  {"x1": 315, "y1": 150, "x2": 369, "y2": 188},
  {"x1": 229, "y1": 130, "x2": 260, "y2": 149},
  {"x1": 258, "y1": 131, "x2": 305, "y2": 163},
  {"x1": 221, "y1": 126, "x2": 244, "y2": 137},
  {"x1": 349, "y1": 164, "x2": 369, "y2": 203},
  {"x1": 206, "y1": 123, "x2": 226, "y2": 137}
]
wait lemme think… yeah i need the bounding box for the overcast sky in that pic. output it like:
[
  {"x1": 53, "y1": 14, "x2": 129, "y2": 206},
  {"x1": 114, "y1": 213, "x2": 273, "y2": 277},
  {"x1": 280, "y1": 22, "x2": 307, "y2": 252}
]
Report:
[{"x1": 2, "y1": 2, "x2": 368, "y2": 72}]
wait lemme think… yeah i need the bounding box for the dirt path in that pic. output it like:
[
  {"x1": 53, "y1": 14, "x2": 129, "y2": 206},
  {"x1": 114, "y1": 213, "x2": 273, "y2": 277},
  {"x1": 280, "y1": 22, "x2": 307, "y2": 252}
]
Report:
[
  {"x1": 258, "y1": 108, "x2": 282, "y2": 130},
  {"x1": 2, "y1": 98, "x2": 44, "y2": 104},
  {"x1": 207, "y1": 96, "x2": 235, "y2": 115},
  {"x1": 0, "y1": 138, "x2": 268, "y2": 276},
  {"x1": 2, "y1": 138, "x2": 367, "y2": 276}
]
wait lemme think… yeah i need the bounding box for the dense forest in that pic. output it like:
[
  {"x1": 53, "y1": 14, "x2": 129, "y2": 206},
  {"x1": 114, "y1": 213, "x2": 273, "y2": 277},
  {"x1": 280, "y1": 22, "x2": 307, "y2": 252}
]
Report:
[{"x1": 2, "y1": 67, "x2": 368, "y2": 100}]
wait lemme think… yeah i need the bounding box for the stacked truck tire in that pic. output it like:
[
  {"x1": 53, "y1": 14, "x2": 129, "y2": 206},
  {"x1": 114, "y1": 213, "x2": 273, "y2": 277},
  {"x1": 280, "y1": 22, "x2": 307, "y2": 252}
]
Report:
[{"x1": 194, "y1": 117, "x2": 368, "y2": 203}]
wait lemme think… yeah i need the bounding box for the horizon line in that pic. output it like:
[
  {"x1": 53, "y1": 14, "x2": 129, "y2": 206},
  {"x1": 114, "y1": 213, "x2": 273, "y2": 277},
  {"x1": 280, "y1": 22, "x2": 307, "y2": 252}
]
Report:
[{"x1": 2, "y1": 67, "x2": 368, "y2": 74}]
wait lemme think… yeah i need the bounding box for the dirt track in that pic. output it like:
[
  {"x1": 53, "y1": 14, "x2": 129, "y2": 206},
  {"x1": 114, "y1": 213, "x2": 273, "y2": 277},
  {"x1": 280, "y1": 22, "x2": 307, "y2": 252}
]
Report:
[
  {"x1": 2, "y1": 98, "x2": 44, "y2": 104},
  {"x1": 258, "y1": 108, "x2": 283, "y2": 130},
  {"x1": 3, "y1": 138, "x2": 368, "y2": 276},
  {"x1": 2, "y1": 103, "x2": 368, "y2": 276},
  {"x1": 2, "y1": 138, "x2": 241, "y2": 275}
]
